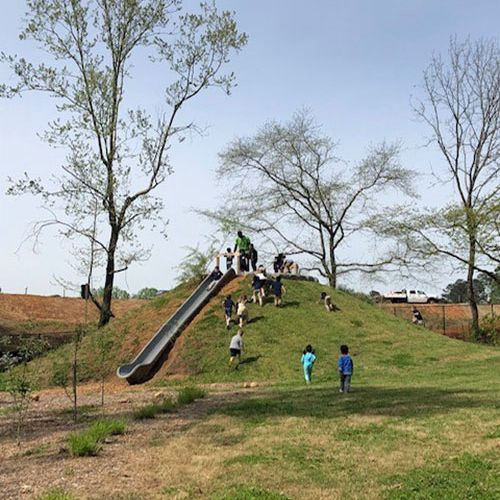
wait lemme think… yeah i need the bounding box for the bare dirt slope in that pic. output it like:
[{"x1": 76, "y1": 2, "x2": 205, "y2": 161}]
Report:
[{"x1": 0, "y1": 294, "x2": 145, "y2": 325}]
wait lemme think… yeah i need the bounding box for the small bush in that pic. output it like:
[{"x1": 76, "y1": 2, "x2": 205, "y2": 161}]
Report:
[
  {"x1": 67, "y1": 432, "x2": 102, "y2": 457},
  {"x1": 177, "y1": 386, "x2": 206, "y2": 405},
  {"x1": 477, "y1": 314, "x2": 499, "y2": 345}
]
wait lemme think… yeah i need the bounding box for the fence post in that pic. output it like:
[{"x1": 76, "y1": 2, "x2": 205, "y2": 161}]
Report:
[{"x1": 442, "y1": 305, "x2": 445, "y2": 335}]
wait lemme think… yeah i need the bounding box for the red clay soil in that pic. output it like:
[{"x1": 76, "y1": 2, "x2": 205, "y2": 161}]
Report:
[{"x1": 0, "y1": 294, "x2": 145, "y2": 324}]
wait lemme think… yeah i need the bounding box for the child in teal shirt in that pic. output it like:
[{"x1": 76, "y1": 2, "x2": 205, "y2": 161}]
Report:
[{"x1": 301, "y1": 344, "x2": 316, "y2": 384}]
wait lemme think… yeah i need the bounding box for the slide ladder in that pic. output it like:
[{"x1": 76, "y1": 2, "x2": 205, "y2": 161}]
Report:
[{"x1": 117, "y1": 268, "x2": 236, "y2": 384}]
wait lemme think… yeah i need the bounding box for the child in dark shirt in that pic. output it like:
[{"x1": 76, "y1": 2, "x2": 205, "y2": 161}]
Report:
[
  {"x1": 271, "y1": 276, "x2": 286, "y2": 307},
  {"x1": 223, "y1": 294, "x2": 235, "y2": 330},
  {"x1": 251, "y1": 274, "x2": 264, "y2": 306},
  {"x1": 338, "y1": 344, "x2": 354, "y2": 393}
]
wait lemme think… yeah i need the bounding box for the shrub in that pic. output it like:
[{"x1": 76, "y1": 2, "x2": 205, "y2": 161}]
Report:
[{"x1": 478, "y1": 314, "x2": 499, "y2": 345}]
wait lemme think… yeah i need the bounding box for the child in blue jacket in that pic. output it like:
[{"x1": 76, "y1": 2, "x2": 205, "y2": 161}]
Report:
[
  {"x1": 338, "y1": 344, "x2": 354, "y2": 393},
  {"x1": 301, "y1": 344, "x2": 316, "y2": 384}
]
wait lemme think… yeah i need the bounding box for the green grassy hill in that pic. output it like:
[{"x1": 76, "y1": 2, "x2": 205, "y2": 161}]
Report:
[
  {"x1": 11, "y1": 275, "x2": 498, "y2": 390},
  {"x1": 160, "y1": 277, "x2": 498, "y2": 389}
]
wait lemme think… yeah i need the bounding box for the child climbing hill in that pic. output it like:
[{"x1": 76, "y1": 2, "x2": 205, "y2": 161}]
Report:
[{"x1": 301, "y1": 344, "x2": 316, "y2": 384}]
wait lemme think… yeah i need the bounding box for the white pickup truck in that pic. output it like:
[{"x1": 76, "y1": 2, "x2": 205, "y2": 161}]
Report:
[{"x1": 382, "y1": 289, "x2": 438, "y2": 304}]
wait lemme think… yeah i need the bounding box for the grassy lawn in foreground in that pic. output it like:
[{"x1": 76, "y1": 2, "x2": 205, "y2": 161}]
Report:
[{"x1": 131, "y1": 379, "x2": 499, "y2": 499}]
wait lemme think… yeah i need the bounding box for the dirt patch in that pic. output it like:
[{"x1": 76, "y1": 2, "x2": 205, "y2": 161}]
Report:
[
  {"x1": 0, "y1": 294, "x2": 145, "y2": 326},
  {"x1": 0, "y1": 383, "x2": 250, "y2": 499}
]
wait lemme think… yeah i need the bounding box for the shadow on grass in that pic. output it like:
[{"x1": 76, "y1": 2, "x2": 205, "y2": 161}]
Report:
[
  {"x1": 280, "y1": 301, "x2": 300, "y2": 308},
  {"x1": 247, "y1": 316, "x2": 264, "y2": 324},
  {"x1": 239, "y1": 355, "x2": 262, "y2": 365},
  {"x1": 210, "y1": 385, "x2": 499, "y2": 421}
]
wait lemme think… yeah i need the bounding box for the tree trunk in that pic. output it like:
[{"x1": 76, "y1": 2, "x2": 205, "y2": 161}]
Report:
[
  {"x1": 328, "y1": 241, "x2": 337, "y2": 288},
  {"x1": 99, "y1": 228, "x2": 119, "y2": 327},
  {"x1": 328, "y1": 273, "x2": 337, "y2": 288},
  {"x1": 467, "y1": 241, "x2": 480, "y2": 338}
]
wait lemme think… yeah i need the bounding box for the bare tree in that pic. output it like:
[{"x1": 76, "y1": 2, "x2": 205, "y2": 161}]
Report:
[
  {"x1": 203, "y1": 111, "x2": 415, "y2": 287},
  {"x1": 377, "y1": 38, "x2": 500, "y2": 337},
  {"x1": 1, "y1": 0, "x2": 247, "y2": 326}
]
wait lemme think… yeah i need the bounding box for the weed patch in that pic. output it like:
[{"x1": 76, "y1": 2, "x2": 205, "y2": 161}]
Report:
[
  {"x1": 385, "y1": 452, "x2": 500, "y2": 499},
  {"x1": 38, "y1": 488, "x2": 75, "y2": 500},
  {"x1": 484, "y1": 425, "x2": 500, "y2": 439},
  {"x1": 213, "y1": 485, "x2": 290, "y2": 499},
  {"x1": 133, "y1": 398, "x2": 176, "y2": 420},
  {"x1": 224, "y1": 454, "x2": 277, "y2": 466},
  {"x1": 67, "y1": 432, "x2": 102, "y2": 457},
  {"x1": 390, "y1": 353, "x2": 415, "y2": 368},
  {"x1": 22, "y1": 443, "x2": 51, "y2": 457},
  {"x1": 67, "y1": 418, "x2": 126, "y2": 456},
  {"x1": 177, "y1": 386, "x2": 206, "y2": 405}
]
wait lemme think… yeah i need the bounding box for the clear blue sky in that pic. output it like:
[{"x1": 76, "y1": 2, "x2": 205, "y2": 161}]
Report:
[{"x1": 1, "y1": 0, "x2": 499, "y2": 296}]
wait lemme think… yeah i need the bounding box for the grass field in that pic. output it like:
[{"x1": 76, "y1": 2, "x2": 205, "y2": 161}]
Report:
[{"x1": 0, "y1": 277, "x2": 499, "y2": 499}]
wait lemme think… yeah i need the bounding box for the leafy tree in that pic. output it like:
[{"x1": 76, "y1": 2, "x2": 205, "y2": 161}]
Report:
[
  {"x1": 134, "y1": 287, "x2": 159, "y2": 299},
  {"x1": 203, "y1": 111, "x2": 415, "y2": 287},
  {"x1": 376, "y1": 38, "x2": 500, "y2": 338},
  {"x1": 2, "y1": 0, "x2": 247, "y2": 326},
  {"x1": 478, "y1": 266, "x2": 500, "y2": 303},
  {"x1": 176, "y1": 243, "x2": 217, "y2": 284},
  {"x1": 442, "y1": 279, "x2": 488, "y2": 304}
]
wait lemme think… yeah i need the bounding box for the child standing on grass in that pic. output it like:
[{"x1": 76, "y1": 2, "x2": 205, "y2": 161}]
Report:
[
  {"x1": 229, "y1": 329, "x2": 244, "y2": 368},
  {"x1": 338, "y1": 344, "x2": 353, "y2": 393},
  {"x1": 301, "y1": 344, "x2": 316, "y2": 384},
  {"x1": 223, "y1": 294, "x2": 235, "y2": 330}
]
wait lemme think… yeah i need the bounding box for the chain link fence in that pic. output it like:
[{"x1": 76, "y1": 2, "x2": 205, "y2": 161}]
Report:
[{"x1": 379, "y1": 303, "x2": 500, "y2": 341}]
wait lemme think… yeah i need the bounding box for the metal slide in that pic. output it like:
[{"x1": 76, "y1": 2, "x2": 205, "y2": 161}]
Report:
[{"x1": 117, "y1": 268, "x2": 237, "y2": 385}]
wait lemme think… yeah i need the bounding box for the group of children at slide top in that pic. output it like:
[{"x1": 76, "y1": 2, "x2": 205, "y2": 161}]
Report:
[{"x1": 218, "y1": 231, "x2": 354, "y2": 392}]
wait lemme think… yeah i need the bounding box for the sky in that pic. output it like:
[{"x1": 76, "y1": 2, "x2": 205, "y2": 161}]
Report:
[{"x1": 1, "y1": 0, "x2": 499, "y2": 297}]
